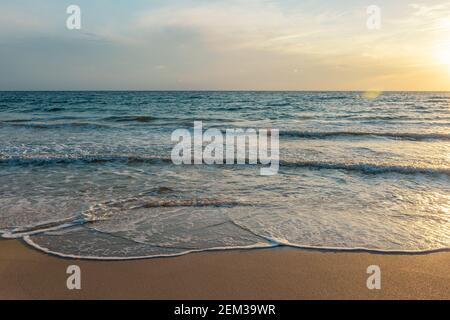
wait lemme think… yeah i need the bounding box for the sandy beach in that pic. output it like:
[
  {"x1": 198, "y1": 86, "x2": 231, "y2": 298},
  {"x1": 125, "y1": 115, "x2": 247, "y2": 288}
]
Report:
[{"x1": 0, "y1": 239, "x2": 449, "y2": 300}]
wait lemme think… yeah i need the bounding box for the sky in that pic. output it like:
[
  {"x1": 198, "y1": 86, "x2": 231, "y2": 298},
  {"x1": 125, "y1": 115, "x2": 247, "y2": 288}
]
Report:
[{"x1": 1, "y1": 0, "x2": 450, "y2": 91}]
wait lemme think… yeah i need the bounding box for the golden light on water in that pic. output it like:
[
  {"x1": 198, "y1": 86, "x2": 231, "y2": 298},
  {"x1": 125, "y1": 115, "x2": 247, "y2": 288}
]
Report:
[
  {"x1": 362, "y1": 90, "x2": 382, "y2": 100},
  {"x1": 443, "y1": 205, "x2": 449, "y2": 215}
]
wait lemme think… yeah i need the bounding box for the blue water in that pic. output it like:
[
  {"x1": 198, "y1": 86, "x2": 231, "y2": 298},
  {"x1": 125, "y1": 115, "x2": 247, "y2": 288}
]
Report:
[{"x1": 0, "y1": 91, "x2": 449, "y2": 259}]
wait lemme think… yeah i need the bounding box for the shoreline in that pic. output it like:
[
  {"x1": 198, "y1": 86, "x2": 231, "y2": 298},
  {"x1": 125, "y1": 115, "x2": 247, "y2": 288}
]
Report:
[
  {"x1": 21, "y1": 235, "x2": 450, "y2": 261},
  {"x1": 1, "y1": 239, "x2": 449, "y2": 299}
]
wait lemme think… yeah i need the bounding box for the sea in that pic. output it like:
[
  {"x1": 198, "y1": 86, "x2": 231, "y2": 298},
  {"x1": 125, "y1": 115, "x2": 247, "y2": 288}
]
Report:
[{"x1": 0, "y1": 91, "x2": 449, "y2": 259}]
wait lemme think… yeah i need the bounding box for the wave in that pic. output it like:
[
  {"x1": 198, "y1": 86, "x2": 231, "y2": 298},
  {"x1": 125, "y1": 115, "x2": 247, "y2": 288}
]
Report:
[
  {"x1": 281, "y1": 160, "x2": 450, "y2": 176},
  {"x1": 339, "y1": 115, "x2": 450, "y2": 121},
  {"x1": 139, "y1": 198, "x2": 246, "y2": 208},
  {"x1": 46, "y1": 107, "x2": 64, "y2": 112},
  {"x1": 83, "y1": 196, "x2": 251, "y2": 222},
  {"x1": 102, "y1": 115, "x2": 238, "y2": 124},
  {"x1": 0, "y1": 122, "x2": 112, "y2": 130},
  {"x1": 0, "y1": 118, "x2": 244, "y2": 131},
  {"x1": 0, "y1": 216, "x2": 85, "y2": 239},
  {"x1": 1, "y1": 119, "x2": 35, "y2": 123},
  {"x1": 0, "y1": 195, "x2": 250, "y2": 239},
  {"x1": 314, "y1": 95, "x2": 350, "y2": 100},
  {"x1": 1, "y1": 154, "x2": 448, "y2": 176},
  {"x1": 342, "y1": 115, "x2": 407, "y2": 121},
  {"x1": 280, "y1": 130, "x2": 450, "y2": 141},
  {"x1": 102, "y1": 115, "x2": 158, "y2": 123},
  {"x1": 0, "y1": 154, "x2": 174, "y2": 166},
  {"x1": 21, "y1": 234, "x2": 450, "y2": 261},
  {"x1": 265, "y1": 102, "x2": 291, "y2": 107},
  {"x1": 425, "y1": 98, "x2": 449, "y2": 103},
  {"x1": 3, "y1": 193, "x2": 450, "y2": 259},
  {"x1": 22, "y1": 236, "x2": 276, "y2": 261}
]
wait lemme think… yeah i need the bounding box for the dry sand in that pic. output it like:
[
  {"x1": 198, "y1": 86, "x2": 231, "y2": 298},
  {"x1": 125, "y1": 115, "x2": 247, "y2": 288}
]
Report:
[{"x1": 0, "y1": 239, "x2": 449, "y2": 300}]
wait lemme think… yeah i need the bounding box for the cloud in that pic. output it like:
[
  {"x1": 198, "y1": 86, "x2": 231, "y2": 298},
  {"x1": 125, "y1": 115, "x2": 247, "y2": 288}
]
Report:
[
  {"x1": 409, "y1": 2, "x2": 450, "y2": 17},
  {"x1": 1, "y1": 0, "x2": 449, "y2": 90},
  {"x1": 133, "y1": 0, "x2": 353, "y2": 55},
  {"x1": 0, "y1": 6, "x2": 48, "y2": 34}
]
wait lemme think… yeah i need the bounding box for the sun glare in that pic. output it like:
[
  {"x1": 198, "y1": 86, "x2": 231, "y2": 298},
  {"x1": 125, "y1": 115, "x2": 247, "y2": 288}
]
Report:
[{"x1": 435, "y1": 40, "x2": 450, "y2": 66}]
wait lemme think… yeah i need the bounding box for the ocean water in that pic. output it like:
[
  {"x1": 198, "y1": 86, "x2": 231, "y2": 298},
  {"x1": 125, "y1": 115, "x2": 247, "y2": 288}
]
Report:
[{"x1": 0, "y1": 91, "x2": 449, "y2": 259}]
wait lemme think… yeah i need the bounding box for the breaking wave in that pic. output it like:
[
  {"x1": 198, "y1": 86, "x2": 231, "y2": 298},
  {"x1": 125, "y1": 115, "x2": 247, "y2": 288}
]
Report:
[
  {"x1": 1, "y1": 154, "x2": 448, "y2": 176},
  {"x1": 280, "y1": 130, "x2": 450, "y2": 141}
]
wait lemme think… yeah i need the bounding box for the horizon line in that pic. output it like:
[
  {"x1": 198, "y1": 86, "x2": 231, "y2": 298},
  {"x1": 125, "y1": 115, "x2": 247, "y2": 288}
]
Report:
[{"x1": 1, "y1": 89, "x2": 449, "y2": 93}]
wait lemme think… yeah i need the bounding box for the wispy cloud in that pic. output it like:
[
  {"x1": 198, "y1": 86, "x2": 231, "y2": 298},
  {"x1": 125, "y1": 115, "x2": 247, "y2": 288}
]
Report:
[
  {"x1": 0, "y1": 0, "x2": 449, "y2": 90},
  {"x1": 133, "y1": 0, "x2": 354, "y2": 55},
  {"x1": 0, "y1": 6, "x2": 48, "y2": 34}
]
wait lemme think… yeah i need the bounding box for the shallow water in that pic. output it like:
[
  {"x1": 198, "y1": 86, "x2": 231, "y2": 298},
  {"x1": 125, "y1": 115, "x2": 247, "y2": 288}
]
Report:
[{"x1": 0, "y1": 91, "x2": 449, "y2": 259}]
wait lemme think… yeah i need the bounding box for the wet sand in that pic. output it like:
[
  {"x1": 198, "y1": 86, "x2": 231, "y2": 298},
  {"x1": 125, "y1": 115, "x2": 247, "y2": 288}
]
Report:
[{"x1": 0, "y1": 239, "x2": 449, "y2": 300}]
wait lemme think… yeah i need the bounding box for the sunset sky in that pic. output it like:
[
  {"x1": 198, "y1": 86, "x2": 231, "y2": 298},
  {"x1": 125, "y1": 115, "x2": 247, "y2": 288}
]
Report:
[{"x1": 1, "y1": 0, "x2": 450, "y2": 91}]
